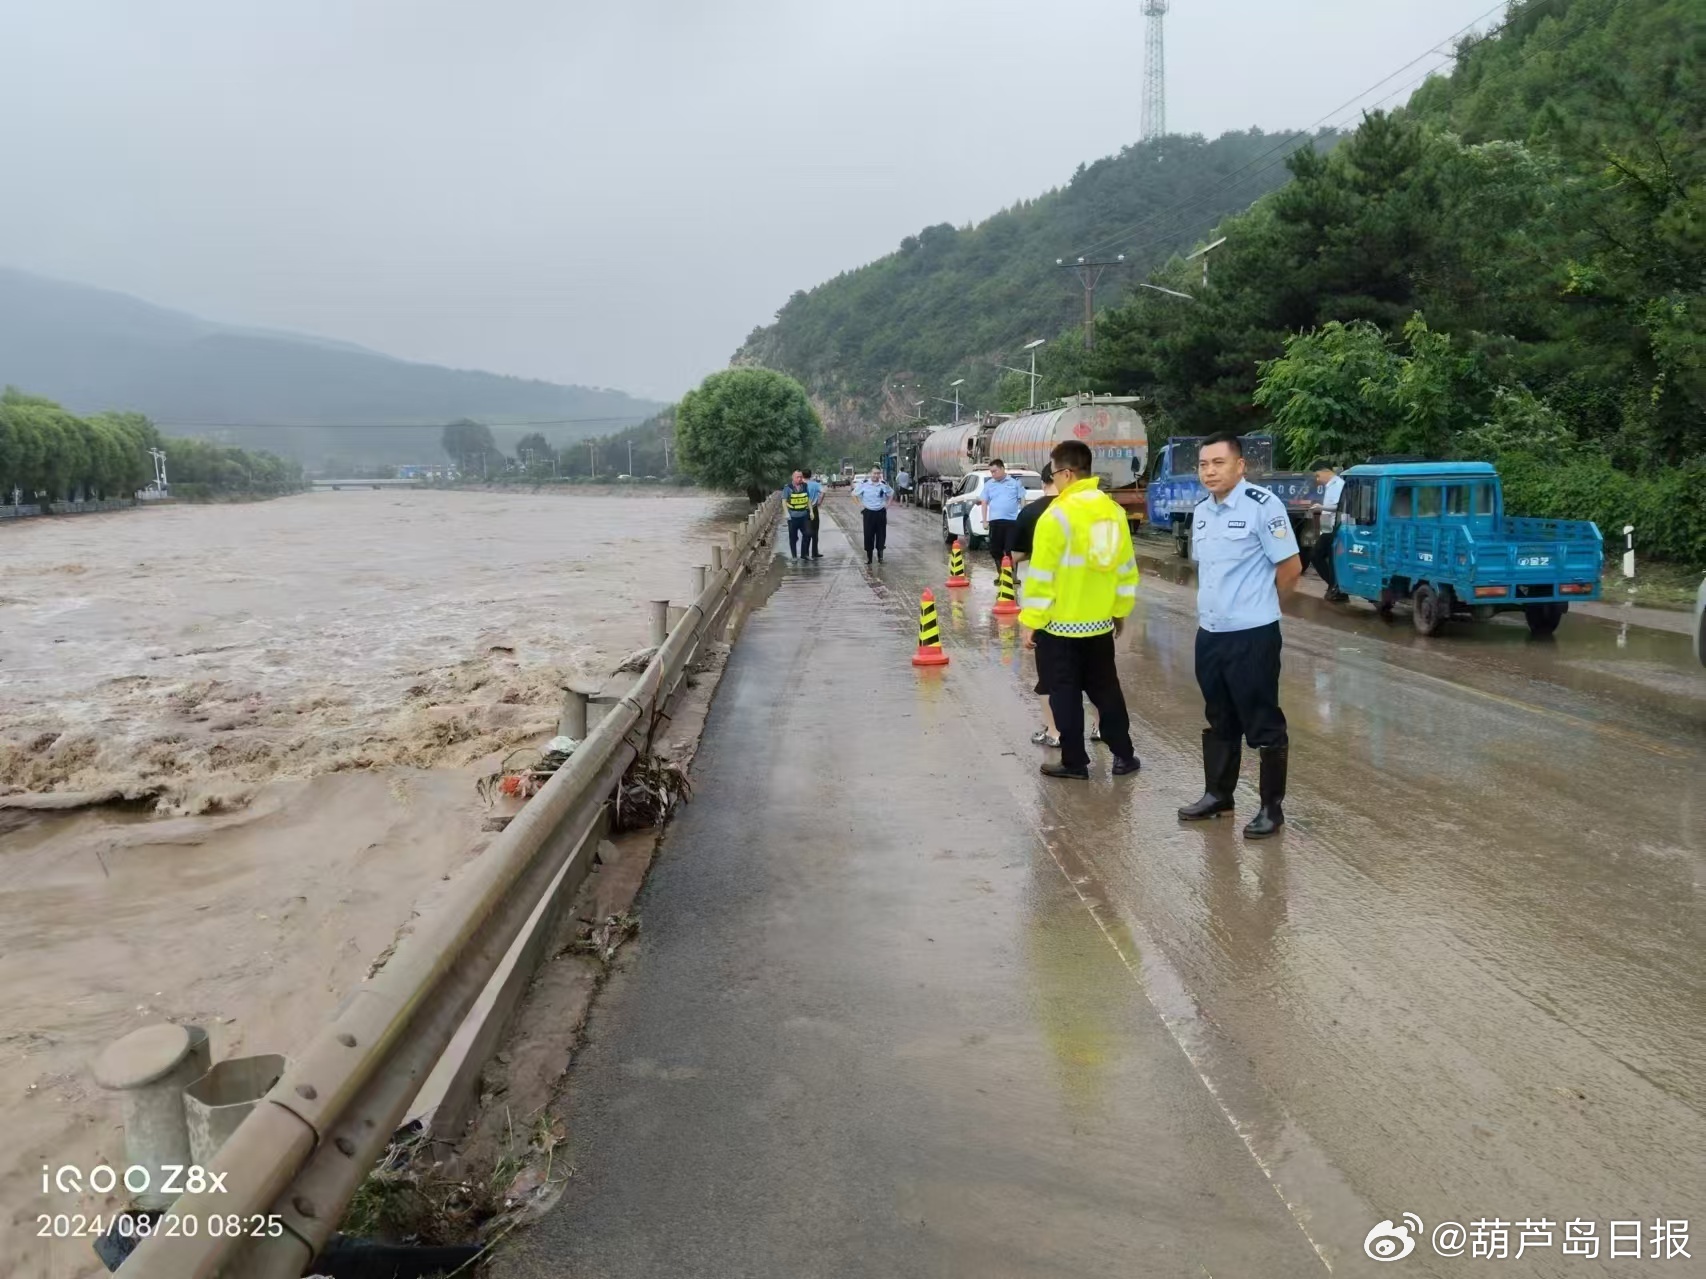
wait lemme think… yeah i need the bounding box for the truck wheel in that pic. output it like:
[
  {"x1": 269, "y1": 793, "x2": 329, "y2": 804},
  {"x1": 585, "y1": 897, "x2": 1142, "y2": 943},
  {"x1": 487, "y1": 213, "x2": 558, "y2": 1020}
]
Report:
[
  {"x1": 1174, "y1": 521, "x2": 1191, "y2": 559},
  {"x1": 1524, "y1": 602, "x2": 1566, "y2": 637},
  {"x1": 1412, "y1": 583, "x2": 1446, "y2": 636}
]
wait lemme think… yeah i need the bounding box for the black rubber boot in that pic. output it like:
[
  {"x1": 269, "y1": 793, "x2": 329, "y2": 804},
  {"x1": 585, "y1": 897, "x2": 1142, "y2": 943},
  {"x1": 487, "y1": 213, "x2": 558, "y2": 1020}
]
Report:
[
  {"x1": 1177, "y1": 731, "x2": 1239, "y2": 820},
  {"x1": 1243, "y1": 745, "x2": 1288, "y2": 839}
]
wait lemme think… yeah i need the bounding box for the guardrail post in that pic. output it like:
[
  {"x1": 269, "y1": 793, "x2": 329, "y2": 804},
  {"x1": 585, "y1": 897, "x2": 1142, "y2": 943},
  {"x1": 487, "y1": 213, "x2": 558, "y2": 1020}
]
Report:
[
  {"x1": 650, "y1": 599, "x2": 670, "y2": 648},
  {"x1": 694, "y1": 565, "x2": 708, "y2": 596},
  {"x1": 712, "y1": 545, "x2": 726, "y2": 573},
  {"x1": 558, "y1": 688, "x2": 589, "y2": 740}
]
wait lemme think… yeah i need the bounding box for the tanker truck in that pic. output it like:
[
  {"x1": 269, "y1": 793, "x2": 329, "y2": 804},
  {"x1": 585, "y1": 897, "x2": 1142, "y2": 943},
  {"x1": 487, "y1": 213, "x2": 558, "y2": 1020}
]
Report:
[{"x1": 910, "y1": 397, "x2": 1149, "y2": 547}]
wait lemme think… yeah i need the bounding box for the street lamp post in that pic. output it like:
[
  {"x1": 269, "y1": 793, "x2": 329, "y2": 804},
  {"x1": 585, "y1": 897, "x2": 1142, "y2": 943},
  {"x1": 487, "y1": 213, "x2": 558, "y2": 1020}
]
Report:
[
  {"x1": 1186, "y1": 236, "x2": 1227, "y2": 289},
  {"x1": 996, "y1": 338, "x2": 1048, "y2": 411},
  {"x1": 950, "y1": 378, "x2": 965, "y2": 424}
]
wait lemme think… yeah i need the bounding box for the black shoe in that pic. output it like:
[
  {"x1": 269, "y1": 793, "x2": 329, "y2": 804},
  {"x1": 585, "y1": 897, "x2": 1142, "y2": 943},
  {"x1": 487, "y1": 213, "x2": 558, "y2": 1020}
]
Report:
[
  {"x1": 1243, "y1": 805, "x2": 1284, "y2": 838},
  {"x1": 1040, "y1": 763, "x2": 1089, "y2": 781},
  {"x1": 1242, "y1": 745, "x2": 1288, "y2": 840},
  {"x1": 866, "y1": 556, "x2": 873, "y2": 565},
  {"x1": 1325, "y1": 588, "x2": 1349, "y2": 603},
  {"x1": 1111, "y1": 756, "x2": 1141, "y2": 776},
  {"x1": 877, "y1": 553, "x2": 883, "y2": 563},
  {"x1": 811, "y1": 553, "x2": 824, "y2": 560},
  {"x1": 1178, "y1": 731, "x2": 1240, "y2": 820},
  {"x1": 1178, "y1": 792, "x2": 1235, "y2": 820}
]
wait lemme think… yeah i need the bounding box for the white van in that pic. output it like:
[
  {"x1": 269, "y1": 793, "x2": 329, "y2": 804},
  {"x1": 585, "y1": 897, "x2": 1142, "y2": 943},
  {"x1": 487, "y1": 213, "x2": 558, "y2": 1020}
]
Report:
[{"x1": 941, "y1": 468, "x2": 1045, "y2": 548}]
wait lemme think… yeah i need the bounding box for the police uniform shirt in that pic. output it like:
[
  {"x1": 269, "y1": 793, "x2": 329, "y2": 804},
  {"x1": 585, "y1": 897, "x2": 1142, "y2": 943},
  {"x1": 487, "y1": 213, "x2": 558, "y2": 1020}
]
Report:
[
  {"x1": 854, "y1": 480, "x2": 893, "y2": 511},
  {"x1": 1192, "y1": 484, "x2": 1298, "y2": 633},
  {"x1": 1320, "y1": 474, "x2": 1346, "y2": 531}
]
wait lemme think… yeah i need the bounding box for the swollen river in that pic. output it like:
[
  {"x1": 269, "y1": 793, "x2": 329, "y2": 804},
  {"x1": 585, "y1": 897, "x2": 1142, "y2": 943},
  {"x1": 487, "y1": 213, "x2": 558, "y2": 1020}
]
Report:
[{"x1": 0, "y1": 488, "x2": 743, "y2": 812}]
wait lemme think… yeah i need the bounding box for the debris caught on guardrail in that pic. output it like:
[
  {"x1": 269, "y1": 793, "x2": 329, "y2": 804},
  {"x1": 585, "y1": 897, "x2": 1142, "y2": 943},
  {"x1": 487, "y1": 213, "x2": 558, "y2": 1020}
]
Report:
[{"x1": 612, "y1": 752, "x2": 691, "y2": 831}]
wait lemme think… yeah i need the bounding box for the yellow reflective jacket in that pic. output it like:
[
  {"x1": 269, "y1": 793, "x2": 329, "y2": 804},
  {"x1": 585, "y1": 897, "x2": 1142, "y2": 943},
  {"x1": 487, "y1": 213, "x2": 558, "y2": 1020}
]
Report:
[{"x1": 1018, "y1": 478, "x2": 1140, "y2": 636}]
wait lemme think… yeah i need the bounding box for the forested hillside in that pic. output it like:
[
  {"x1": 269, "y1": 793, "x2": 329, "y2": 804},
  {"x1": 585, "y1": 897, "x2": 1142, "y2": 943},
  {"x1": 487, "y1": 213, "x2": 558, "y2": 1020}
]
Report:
[
  {"x1": 732, "y1": 128, "x2": 1337, "y2": 437},
  {"x1": 1079, "y1": 0, "x2": 1704, "y2": 562}
]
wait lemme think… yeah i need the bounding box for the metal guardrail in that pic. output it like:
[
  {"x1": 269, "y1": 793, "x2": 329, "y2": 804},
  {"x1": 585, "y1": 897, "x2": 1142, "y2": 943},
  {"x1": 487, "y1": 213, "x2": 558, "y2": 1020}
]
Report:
[{"x1": 117, "y1": 494, "x2": 781, "y2": 1278}]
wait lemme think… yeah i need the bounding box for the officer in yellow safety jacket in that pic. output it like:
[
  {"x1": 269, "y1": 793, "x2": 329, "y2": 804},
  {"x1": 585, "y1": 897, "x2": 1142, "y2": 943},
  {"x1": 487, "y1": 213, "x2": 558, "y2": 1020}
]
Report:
[
  {"x1": 1018, "y1": 439, "x2": 1142, "y2": 780},
  {"x1": 782, "y1": 470, "x2": 813, "y2": 559}
]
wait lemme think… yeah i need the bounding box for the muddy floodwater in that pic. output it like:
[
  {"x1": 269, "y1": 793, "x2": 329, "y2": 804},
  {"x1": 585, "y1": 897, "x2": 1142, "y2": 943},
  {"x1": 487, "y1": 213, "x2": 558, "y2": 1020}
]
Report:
[
  {"x1": 1, "y1": 489, "x2": 743, "y2": 812},
  {"x1": 0, "y1": 489, "x2": 742, "y2": 1278}
]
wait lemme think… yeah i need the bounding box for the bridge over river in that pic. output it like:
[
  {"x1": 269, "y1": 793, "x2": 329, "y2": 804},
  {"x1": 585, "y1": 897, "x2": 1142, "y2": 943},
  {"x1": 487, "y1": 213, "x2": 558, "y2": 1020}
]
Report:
[{"x1": 310, "y1": 476, "x2": 424, "y2": 489}]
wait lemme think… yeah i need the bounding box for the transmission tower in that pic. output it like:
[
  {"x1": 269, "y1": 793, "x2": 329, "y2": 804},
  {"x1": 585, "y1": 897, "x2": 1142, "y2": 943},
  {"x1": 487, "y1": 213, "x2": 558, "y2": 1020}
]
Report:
[{"x1": 1142, "y1": 0, "x2": 1168, "y2": 142}]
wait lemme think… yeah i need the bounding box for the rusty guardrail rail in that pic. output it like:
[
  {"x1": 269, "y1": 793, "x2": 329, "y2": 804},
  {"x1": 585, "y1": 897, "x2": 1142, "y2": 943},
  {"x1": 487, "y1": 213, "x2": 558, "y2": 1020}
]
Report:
[{"x1": 117, "y1": 494, "x2": 781, "y2": 1278}]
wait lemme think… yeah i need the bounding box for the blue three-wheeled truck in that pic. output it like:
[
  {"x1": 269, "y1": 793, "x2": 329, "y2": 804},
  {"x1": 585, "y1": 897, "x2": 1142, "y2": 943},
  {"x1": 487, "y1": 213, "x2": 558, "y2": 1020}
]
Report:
[{"x1": 1330, "y1": 462, "x2": 1605, "y2": 637}]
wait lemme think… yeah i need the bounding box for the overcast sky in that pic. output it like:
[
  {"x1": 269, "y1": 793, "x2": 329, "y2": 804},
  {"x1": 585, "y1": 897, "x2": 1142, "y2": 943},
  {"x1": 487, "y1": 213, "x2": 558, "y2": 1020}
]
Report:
[{"x1": 1, "y1": 0, "x2": 1505, "y2": 401}]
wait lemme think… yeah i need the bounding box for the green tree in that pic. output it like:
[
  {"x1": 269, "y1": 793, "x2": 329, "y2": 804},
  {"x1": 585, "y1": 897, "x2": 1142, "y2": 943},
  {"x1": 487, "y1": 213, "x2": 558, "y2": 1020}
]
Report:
[
  {"x1": 513, "y1": 432, "x2": 556, "y2": 476},
  {"x1": 440, "y1": 419, "x2": 498, "y2": 474},
  {"x1": 675, "y1": 368, "x2": 821, "y2": 499}
]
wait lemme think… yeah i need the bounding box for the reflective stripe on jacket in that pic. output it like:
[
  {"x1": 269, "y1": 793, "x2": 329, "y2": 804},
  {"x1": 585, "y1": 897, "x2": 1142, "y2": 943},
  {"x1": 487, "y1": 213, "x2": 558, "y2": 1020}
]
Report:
[
  {"x1": 1018, "y1": 477, "x2": 1139, "y2": 636},
  {"x1": 785, "y1": 486, "x2": 811, "y2": 512}
]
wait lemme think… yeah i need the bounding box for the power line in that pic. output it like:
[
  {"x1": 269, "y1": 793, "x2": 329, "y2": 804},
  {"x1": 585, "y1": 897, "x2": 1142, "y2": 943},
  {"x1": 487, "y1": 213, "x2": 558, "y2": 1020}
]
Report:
[
  {"x1": 154, "y1": 414, "x2": 651, "y2": 431},
  {"x1": 1068, "y1": 0, "x2": 1563, "y2": 263}
]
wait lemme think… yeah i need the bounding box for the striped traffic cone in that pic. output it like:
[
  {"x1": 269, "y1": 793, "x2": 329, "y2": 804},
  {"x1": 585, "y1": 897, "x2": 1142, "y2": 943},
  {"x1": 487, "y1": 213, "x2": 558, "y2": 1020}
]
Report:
[
  {"x1": 945, "y1": 539, "x2": 971, "y2": 588},
  {"x1": 911, "y1": 589, "x2": 950, "y2": 667},
  {"x1": 992, "y1": 555, "x2": 1021, "y2": 617}
]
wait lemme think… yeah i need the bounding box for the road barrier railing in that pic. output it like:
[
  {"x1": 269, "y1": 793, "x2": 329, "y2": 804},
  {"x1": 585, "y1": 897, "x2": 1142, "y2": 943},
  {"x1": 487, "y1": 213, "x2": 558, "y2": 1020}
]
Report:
[{"x1": 117, "y1": 494, "x2": 781, "y2": 1279}]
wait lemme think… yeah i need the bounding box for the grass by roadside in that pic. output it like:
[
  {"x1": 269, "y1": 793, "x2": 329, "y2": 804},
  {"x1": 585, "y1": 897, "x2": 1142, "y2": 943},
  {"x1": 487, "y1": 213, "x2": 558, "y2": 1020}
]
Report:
[{"x1": 1602, "y1": 559, "x2": 1703, "y2": 612}]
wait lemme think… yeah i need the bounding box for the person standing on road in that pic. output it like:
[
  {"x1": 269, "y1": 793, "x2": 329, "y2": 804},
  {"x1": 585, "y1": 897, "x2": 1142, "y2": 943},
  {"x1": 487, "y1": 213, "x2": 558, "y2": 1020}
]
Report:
[
  {"x1": 1310, "y1": 467, "x2": 1348, "y2": 602},
  {"x1": 979, "y1": 459, "x2": 1026, "y2": 571},
  {"x1": 1014, "y1": 465, "x2": 1101, "y2": 750},
  {"x1": 1178, "y1": 432, "x2": 1304, "y2": 839},
  {"x1": 801, "y1": 469, "x2": 825, "y2": 559},
  {"x1": 1018, "y1": 440, "x2": 1141, "y2": 781},
  {"x1": 783, "y1": 470, "x2": 813, "y2": 560},
  {"x1": 853, "y1": 467, "x2": 893, "y2": 565},
  {"x1": 896, "y1": 467, "x2": 912, "y2": 505}
]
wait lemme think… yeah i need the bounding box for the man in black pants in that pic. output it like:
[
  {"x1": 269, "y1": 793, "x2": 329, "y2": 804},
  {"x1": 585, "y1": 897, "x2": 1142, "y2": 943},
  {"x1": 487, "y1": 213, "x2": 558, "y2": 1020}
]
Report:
[
  {"x1": 1176, "y1": 432, "x2": 1304, "y2": 839},
  {"x1": 979, "y1": 459, "x2": 1026, "y2": 572},
  {"x1": 1017, "y1": 440, "x2": 1142, "y2": 781},
  {"x1": 801, "y1": 469, "x2": 824, "y2": 559},
  {"x1": 852, "y1": 467, "x2": 893, "y2": 564}
]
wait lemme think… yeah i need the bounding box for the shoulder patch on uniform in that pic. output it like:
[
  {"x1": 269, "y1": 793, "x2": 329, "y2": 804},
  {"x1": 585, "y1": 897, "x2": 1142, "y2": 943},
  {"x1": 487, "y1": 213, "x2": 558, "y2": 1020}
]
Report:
[
  {"x1": 1267, "y1": 515, "x2": 1290, "y2": 538},
  {"x1": 1243, "y1": 486, "x2": 1271, "y2": 505}
]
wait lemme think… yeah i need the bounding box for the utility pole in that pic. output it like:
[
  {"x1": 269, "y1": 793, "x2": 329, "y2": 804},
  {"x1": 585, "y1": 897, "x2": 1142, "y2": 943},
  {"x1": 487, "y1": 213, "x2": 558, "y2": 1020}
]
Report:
[
  {"x1": 1142, "y1": 0, "x2": 1169, "y2": 142},
  {"x1": 589, "y1": 442, "x2": 597, "y2": 479},
  {"x1": 1056, "y1": 255, "x2": 1127, "y2": 351},
  {"x1": 628, "y1": 440, "x2": 634, "y2": 475},
  {"x1": 663, "y1": 439, "x2": 672, "y2": 474}
]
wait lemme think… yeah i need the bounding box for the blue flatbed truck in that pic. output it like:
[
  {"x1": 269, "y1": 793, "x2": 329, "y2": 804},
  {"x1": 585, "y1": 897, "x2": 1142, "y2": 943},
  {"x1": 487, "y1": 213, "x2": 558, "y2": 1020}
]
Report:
[
  {"x1": 1144, "y1": 435, "x2": 1323, "y2": 558},
  {"x1": 1331, "y1": 461, "x2": 1604, "y2": 637}
]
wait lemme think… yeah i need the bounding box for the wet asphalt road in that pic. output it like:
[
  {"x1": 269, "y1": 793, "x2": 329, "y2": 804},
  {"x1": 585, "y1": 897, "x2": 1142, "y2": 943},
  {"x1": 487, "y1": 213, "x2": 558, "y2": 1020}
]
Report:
[{"x1": 497, "y1": 500, "x2": 1705, "y2": 1279}]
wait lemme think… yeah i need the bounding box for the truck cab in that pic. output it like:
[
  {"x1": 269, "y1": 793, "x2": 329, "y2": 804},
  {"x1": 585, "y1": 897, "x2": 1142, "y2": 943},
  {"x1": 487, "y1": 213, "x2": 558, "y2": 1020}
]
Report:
[
  {"x1": 1332, "y1": 461, "x2": 1603, "y2": 637},
  {"x1": 942, "y1": 469, "x2": 1044, "y2": 548},
  {"x1": 1145, "y1": 436, "x2": 1322, "y2": 558}
]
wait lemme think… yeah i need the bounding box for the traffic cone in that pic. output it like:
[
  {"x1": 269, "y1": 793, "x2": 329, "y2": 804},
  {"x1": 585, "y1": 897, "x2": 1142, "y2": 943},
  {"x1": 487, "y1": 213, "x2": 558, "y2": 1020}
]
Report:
[
  {"x1": 993, "y1": 555, "x2": 1022, "y2": 617},
  {"x1": 911, "y1": 589, "x2": 950, "y2": 667},
  {"x1": 945, "y1": 539, "x2": 971, "y2": 589}
]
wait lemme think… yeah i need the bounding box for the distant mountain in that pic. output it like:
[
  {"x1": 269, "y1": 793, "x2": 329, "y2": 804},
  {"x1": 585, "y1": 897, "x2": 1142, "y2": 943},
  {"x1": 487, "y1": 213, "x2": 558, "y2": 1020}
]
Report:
[
  {"x1": 734, "y1": 128, "x2": 1339, "y2": 438},
  {"x1": 0, "y1": 269, "x2": 664, "y2": 467}
]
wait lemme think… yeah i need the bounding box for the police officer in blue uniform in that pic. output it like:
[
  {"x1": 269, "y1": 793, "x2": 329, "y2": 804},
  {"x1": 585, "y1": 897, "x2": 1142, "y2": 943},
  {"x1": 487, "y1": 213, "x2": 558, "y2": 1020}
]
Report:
[{"x1": 1178, "y1": 432, "x2": 1305, "y2": 839}]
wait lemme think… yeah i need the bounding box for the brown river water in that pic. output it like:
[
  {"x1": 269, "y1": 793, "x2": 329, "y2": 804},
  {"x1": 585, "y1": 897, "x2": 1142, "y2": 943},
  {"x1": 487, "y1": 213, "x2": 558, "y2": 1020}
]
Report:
[{"x1": 0, "y1": 489, "x2": 743, "y2": 1277}]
